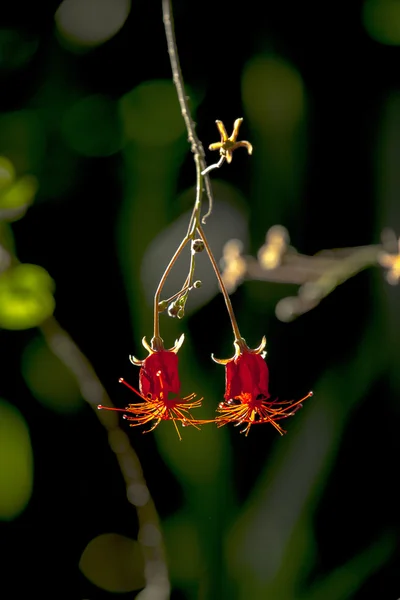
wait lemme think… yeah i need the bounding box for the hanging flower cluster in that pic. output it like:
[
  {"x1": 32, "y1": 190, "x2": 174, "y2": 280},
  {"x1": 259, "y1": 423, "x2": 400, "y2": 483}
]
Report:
[{"x1": 99, "y1": 120, "x2": 312, "y2": 439}]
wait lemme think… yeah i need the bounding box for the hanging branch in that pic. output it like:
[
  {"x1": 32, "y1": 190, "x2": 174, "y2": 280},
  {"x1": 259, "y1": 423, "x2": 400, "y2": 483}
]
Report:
[{"x1": 219, "y1": 225, "x2": 399, "y2": 322}]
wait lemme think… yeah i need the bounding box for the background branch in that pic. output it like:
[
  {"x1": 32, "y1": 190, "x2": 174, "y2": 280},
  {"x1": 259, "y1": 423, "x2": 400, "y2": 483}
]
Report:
[{"x1": 220, "y1": 225, "x2": 392, "y2": 322}]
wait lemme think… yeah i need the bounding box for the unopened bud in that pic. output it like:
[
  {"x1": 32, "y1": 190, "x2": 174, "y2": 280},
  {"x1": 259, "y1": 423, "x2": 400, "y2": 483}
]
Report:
[
  {"x1": 158, "y1": 300, "x2": 168, "y2": 312},
  {"x1": 177, "y1": 308, "x2": 185, "y2": 319},
  {"x1": 192, "y1": 239, "x2": 205, "y2": 253}
]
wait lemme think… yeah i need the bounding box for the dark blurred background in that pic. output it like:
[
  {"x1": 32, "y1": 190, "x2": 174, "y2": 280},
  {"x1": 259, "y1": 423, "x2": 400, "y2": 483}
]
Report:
[{"x1": 0, "y1": 0, "x2": 399, "y2": 598}]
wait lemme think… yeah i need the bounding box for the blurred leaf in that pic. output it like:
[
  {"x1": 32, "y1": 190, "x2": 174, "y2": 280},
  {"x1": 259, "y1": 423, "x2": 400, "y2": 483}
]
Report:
[
  {"x1": 0, "y1": 399, "x2": 33, "y2": 520},
  {"x1": 0, "y1": 156, "x2": 16, "y2": 190},
  {"x1": 79, "y1": 533, "x2": 145, "y2": 592},
  {"x1": 300, "y1": 533, "x2": 394, "y2": 600},
  {"x1": 0, "y1": 29, "x2": 39, "y2": 71},
  {"x1": 0, "y1": 175, "x2": 38, "y2": 222},
  {"x1": 0, "y1": 264, "x2": 55, "y2": 330},
  {"x1": 119, "y1": 80, "x2": 188, "y2": 146},
  {"x1": 0, "y1": 110, "x2": 45, "y2": 174},
  {"x1": 241, "y1": 54, "x2": 307, "y2": 235},
  {"x1": 155, "y1": 413, "x2": 224, "y2": 486},
  {"x1": 242, "y1": 55, "x2": 305, "y2": 134},
  {"x1": 164, "y1": 512, "x2": 202, "y2": 583},
  {"x1": 61, "y1": 94, "x2": 122, "y2": 156},
  {"x1": 363, "y1": 0, "x2": 400, "y2": 46},
  {"x1": 21, "y1": 336, "x2": 84, "y2": 414},
  {"x1": 227, "y1": 321, "x2": 388, "y2": 599}
]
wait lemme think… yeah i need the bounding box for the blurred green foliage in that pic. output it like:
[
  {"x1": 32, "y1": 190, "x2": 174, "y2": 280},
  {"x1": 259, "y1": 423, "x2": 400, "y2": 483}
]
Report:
[
  {"x1": 21, "y1": 336, "x2": 84, "y2": 413},
  {"x1": 61, "y1": 94, "x2": 122, "y2": 157},
  {"x1": 79, "y1": 533, "x2": 146, "y2": 592},
  {"x1": 1, "y1": 3, "x2": 399, "y2": 599},
  {"x1": 0, "y1": 399, "x2": 33, "y2": 520},
  {"x1": 120, "y1": 80, "x2": 189, "y2": 146},
  {"x1": 0, "y1": 263, "x2": 55, "y2": 330},
  {"x1": 363, "y1": 0, "x2": 400, "y2": 45}
]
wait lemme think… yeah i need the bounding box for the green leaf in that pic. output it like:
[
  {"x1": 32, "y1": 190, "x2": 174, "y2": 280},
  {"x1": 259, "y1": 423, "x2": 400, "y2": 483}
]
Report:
[
  {"x1": 0, "y1": 399, "x2": 34, "y2": 520},
  {"x1": 0, "y1": 264, "x2": 55, "y2": 330},
  {"x1": 79, "y1": 533, "x2": 146, "y2": 593},
  {"x1": 0, "y1": 174, "x2": 38, "y2": 221},
  {"x1": 119, "y1": 80, "x2": 188, "y2": 146},
  {"x1": 164, "y1": 512, "x2": 202, "y2": 583},
  {"x1": 300, "y1": 533, "x2": 395, "y2": 600},
  {"x1": 61, "y1": 94, "x2": 122, "y2": 157},
  {"x1": 227, "y1": 322, "x2": 387, "y2": 600},
  {"x1": 0, "y1": 156, "x2": 16, "y2": 190}
]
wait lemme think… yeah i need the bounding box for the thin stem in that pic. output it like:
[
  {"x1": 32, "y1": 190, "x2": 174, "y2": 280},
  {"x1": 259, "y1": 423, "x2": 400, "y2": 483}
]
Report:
[
  {"x1": 162, "y1": 0, "x2": 214, "y2": 224},
  {"x1": 0, "y1": 226, "x2": 170, "y2": 598},
  {"x1": 153, "y1": 236, "x2": 190, "y2": 340},
  {"x1": 162, "y1": 0, "x2": 243, "y2": 344},
  {"x1": 152, "y1": 74, "x2": 205, "y2": 340},
  {"x1": 152, "y1": 158, "x2": 202, "y2": 338},
  {"x1": 201, "y1": 156, "x2": 225, "y2": 176},
  {"x1": 39, "y1": 317, "x2": 170, "y2": 599},
  {"x1": 197, "y1": 225, "x2": 243, "y2": 341}
]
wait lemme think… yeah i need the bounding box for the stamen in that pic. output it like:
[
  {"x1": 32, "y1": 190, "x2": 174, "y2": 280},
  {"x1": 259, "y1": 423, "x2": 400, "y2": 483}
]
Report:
[
  {"x1": 119, "y1": 377, "x2": 148, "y2": 401},
  {"x1": 156, "y1": 370, "x2": 165, "y2": 400}
]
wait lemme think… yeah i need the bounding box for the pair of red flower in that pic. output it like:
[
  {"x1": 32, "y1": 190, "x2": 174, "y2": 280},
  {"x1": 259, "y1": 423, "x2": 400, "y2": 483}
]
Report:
[{"x1": 99, "y1": 334, "x2": 312, "y2": 439}]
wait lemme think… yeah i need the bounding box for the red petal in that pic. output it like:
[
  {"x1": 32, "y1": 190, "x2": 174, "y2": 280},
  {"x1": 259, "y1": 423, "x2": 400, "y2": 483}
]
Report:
[
  {"x1": 224, "y1": 359, "x2": 241, "y2": 400},
  {"x1": 140, "y1": 351, "x2": 181, "y2": 399},
  {"x1": 224, "y1": 352, "x2": 270, "y2": 402}
]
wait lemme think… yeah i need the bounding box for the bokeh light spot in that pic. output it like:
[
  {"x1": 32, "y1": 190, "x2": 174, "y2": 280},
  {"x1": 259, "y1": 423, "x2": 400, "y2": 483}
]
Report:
[
  {"x1": 0, "y1": 264, "x2": 55, "y2": 330},
  {"x1": 0, "y1": 29, "x2": 39, "y2": 71},
  {"x1": 0, "y1": 110, "x2": 45, "y2": 174},
  {"x1": 55, "y1": 0, "x2": 131, "y2": 48},
  {"x1": 164, "y1": 514, "x2": 202, "y2": 582},
  {"x1": 119, "y1": 80, "x2": 187, "y2": 146},
  {"x1": 0, "y1": 399, "x2": 33, "y2": 520},
  {"x1": 0, "y1": 156, "x2": 15, "y2": 190},
  {"x1": 79, "y1": 533, "x2": 145, "y2": 592},
  {"x1": 363, "y1": 0, "x2": 400, "y2": 45},
  {"x1": 21, "y1": 337, "x2": 84, "y2": 414},
  {"x1": 61, "y1": 94, "x2": 123, "y2": 156},
  {"x1": 242, "y1": 56, "x2": 304, "y2": 134},
  {"x1": 0, "y1": 174, "x2": 38, "y2": 222}
]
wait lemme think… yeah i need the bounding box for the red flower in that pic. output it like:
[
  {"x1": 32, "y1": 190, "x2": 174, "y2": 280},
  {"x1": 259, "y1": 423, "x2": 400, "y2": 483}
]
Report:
[
  {"x1": 213, "y1": 337, "x2": 312, "y2": 436},
  {"x1": 98, "y1": 334, "x2": 202, "y2": 440}
]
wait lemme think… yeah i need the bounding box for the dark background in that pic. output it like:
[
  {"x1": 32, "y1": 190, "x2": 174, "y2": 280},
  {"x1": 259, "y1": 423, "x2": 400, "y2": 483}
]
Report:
[{"x1": 1, "y1": 0, "x2": 399, "y2": 598}]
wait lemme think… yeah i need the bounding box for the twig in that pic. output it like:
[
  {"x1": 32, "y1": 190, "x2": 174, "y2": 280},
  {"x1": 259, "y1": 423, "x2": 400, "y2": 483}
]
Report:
[
  {"x1": 40, "y1": 317, "x2": 171, "y2": 600},
  {"x1": 220, "y1": 230, "x2": 386, "y2": 322},
  {"x1": 162, "y1": 0, "x2": 214, "y2": 224}
]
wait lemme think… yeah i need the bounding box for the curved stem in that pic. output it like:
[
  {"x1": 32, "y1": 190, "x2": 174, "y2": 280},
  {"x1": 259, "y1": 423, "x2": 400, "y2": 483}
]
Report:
[
  {"x1": 197, "y1": 225, "x2": 243, "y2": 341},
  {"x1": 39, "y1": 317, "x2": 170, "y2": 599},
  {"x1": 153, "y1": 236, "x2": 190, "y2": 340},
  {"x1": 162, "y1": 0, "x2": 214, "y2": 224},
  {"x1": 162, "y1": 0, "x2": 243, "y2": 344}
]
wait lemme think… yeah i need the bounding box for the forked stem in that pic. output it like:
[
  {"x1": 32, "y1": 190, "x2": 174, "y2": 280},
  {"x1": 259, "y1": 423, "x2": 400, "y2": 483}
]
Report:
[
  {"x1": 161, "y1": 0, "x2": 243, "y2": 345},
  {"x1": 197, "y1": 225, "x2": 243, "y2": 342},
  {"x1": 153, "y1": 236, "x2": 190, "y2": 340}
]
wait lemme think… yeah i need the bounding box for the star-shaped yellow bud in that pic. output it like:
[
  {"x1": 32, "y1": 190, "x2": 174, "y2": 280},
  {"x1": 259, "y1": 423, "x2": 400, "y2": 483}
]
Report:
[{"x1": 209, "y1": 118, "x2": 253, "y2": 164}]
